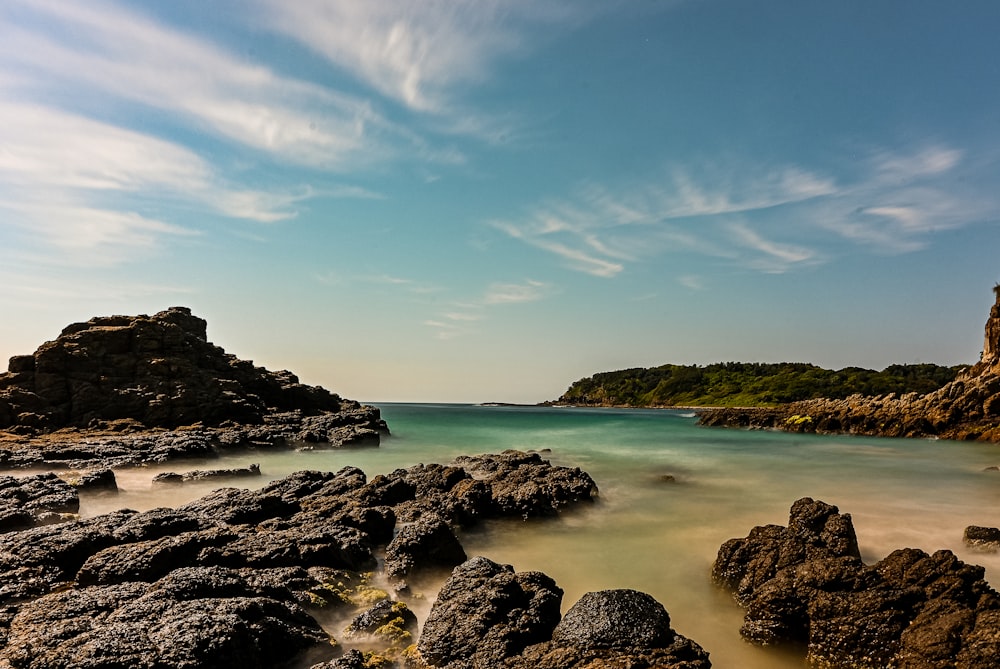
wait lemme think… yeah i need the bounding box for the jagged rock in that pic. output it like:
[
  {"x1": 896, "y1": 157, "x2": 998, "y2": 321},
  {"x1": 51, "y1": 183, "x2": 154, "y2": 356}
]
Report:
[
  {"x1": 152, "y1": 463, "x2": 260, "y2": 485},
  {"x1": 452, "y1": 450, "x2": 598, "y2": 519},
  {"x1": 73, "y1": 468, "x2": 118, "y2": 494},
  {"x1": 0, "y1": 473, "x2": 80, "y2": 533},
  {"x1": 964, "y1": 525, "x2": 1000, "y2": 551},
  {"x1": 343, "y1": 598, "x2": 418, "y2": 643},
  {"x1": 2, "y1": 566, "x2": 335, "y2": 669},
  {"x1": 715, "y1": 498, "x2": 1000, "y2": 667},
  {"x1": 384, "y1": 515, "x2": 467, "y2": 582},
  {"x1": 0, "y1": 454, "x2": 602, "y2": 667},
  {"x1": 510, "y1": 589, "x2": 712, "y2": 669},
  {"x1": 699, "y1": 286, "x2": 1000, "y2": 442},
  {"x1": 417, "y1": 556, "x2": 564, "y2": 669}
]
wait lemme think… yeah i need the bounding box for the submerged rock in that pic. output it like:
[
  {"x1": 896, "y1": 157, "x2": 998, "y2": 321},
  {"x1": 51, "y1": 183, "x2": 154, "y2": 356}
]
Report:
[{"x1": 714, "y1": 498, "x2": 1000, "y2": 667}]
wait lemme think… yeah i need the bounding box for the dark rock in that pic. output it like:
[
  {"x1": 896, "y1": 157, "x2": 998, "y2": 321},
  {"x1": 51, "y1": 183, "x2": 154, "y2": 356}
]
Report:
[
  {"x1": 417, "y1": 556, "x2": 563, "y2": 668},
  {"x1": 452, "y1": 450, "x2": 598, "y2": 518},
  {"x1": 0, "y1": 473, "x2": 79, "y2": 532},
  {"x1": 177, "y1": 487, "x2": 299, "y2": 525},
  {"x1": 0, "y1": 307, "x2": 388, "y2": 467},
  {"x1": 153, "y1": 463, "x2": 260, "y2": 485},
  {"x1": 511, "y1": 589, "x2": 712, "y2": 669},
  {"x1": 715, "y1": 498, "x2": 1000, "y2": 668},
  {"x1": 964, "y1": 525, "x2": 1000, "y2": 550},
  {"x1": 73, "y1": 469, "x2": 118, "y2": 494},
  {"x1": 2, "y1": 566, "x2": 335, "y2": 669},
  {"x1": 310, "y1": 649, "x2": 366, "y2": 669},
  {"x1": 384, "y1": 516, "x2": 467, "y2": 582},
  {"x1": 343, "y1": 598, "x2": 418, "y2": 640}
]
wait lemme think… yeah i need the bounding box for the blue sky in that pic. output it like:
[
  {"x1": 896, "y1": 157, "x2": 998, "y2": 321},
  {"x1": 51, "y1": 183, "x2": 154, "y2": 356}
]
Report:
[{"x1": 1, "y1": 0, "x2": 999, "y2": 403}]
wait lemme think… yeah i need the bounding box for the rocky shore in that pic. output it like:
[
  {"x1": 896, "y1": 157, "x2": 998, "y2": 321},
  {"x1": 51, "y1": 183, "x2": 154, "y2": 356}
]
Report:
[
  {"x1": 699, "y1": 286, "x2": 1000, "y2": 441},
  {"x1": 0, "y1": 308, "x2": 712, "y2": 668},
  {"x1": 0, "y1": 307, "x2": 388, "y2": 469},
  {"x1": 0, "y1": 449, "x2": 710, "y2": 668},
  {"x1": 714, "y1": 498, "x2": 1000, "y2": 668}
]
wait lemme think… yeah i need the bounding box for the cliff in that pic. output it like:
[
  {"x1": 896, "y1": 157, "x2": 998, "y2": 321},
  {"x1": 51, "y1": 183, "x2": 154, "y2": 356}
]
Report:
[
  {"x1": 0, "y1": 307, "x2": 377, "y2": 434},
  {"x1": 699, "y1": 287, "x2": 1000, "y2": 441}
]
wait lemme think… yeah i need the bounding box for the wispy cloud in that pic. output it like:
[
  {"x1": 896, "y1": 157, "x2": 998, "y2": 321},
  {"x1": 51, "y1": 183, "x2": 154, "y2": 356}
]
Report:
[
  {"x1": 491, "y1": 163, "x2": 835, "y2": 277},
  {"x1": 253, "y1": 0, "x2": 584, "y2": 115},
  {"x1": 0, "y1": 0, "x2": 413, "y2": 169},
  {"x1": 422, "y1": 279, "x2": 550, "y2": 339},
  {"x1": 492, "y1": 143, "x2": 998, "y2": 277},
  {"x1": 483, "y1": 279, "x2": 548, "y2": 305}
]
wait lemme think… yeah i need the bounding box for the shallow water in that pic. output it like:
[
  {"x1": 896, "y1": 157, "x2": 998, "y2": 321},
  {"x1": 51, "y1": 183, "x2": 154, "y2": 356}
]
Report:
[{"x1": 79, "y1": 404, "x2": 1000, "y2": 668}]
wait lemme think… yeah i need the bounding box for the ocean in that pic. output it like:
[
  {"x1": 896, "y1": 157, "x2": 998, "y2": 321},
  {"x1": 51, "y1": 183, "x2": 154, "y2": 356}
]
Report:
[{"x1": 81, "y1": 403, "x2": 1000, "y2": 668}]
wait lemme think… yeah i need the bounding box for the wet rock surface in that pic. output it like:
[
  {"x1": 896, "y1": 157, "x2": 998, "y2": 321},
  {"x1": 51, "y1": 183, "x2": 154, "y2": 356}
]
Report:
[
  {"x1": 0, "y1": 451, "x2": 600, "y2": 668},
  {"x1": 700, "y1": 287, "x2": 1000, "y2": 442},
  {"x1": 0, "y1": 473, "x2": 79, "y2": 532},
  {"x1": 714, "y1": 498, "x2": 1000, "y2": 668},
  {"x1": 0, "y1": 307, "x2": 388, "y2": 468}
]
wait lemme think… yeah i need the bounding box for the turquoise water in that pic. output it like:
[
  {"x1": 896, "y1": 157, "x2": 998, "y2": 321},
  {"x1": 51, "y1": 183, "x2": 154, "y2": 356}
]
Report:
[{"x1": 82, "y1": 404, "x2": 1000, "y2": 668}]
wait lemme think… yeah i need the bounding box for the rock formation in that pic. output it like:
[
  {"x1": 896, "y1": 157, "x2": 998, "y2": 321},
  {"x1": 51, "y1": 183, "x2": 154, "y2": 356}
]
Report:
[
  {"x1": 0, "y1": 307, "x2": 387, "y2": 465},
  {"x1": 714, "y1": 498, "x2": 1000, "y2": 667},
  {"x1": 700, "y1": 286, "x2": 1000, "y2": 441},
  {"x1": 0, "y1": 451, "x2": 599, "y2": 668}
]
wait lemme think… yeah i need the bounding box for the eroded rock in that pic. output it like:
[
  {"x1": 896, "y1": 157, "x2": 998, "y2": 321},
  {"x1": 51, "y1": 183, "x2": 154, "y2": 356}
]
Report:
[{"x1": 715, "y1": 498, "x2": 1000, "y2": 667}]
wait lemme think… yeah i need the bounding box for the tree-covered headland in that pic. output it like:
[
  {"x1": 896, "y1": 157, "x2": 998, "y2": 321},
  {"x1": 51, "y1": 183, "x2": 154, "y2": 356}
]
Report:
[{"x1": 554, "y1": 362, "x2": 966, "y2": 408}]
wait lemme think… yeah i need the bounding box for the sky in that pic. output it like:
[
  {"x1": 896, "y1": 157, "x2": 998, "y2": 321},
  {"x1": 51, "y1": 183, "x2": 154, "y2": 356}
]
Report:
[{"x1": 1, "y1": 0, "x2": 999, "y2": 404}]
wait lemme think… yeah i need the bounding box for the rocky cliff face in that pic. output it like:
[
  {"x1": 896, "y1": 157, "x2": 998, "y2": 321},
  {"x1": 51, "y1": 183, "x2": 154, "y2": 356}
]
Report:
[
  {"x1": 0, "y1": 307, "x2": 367, "y2": 433},
  {"x1": 700, "y1": 287, "x2": 1000, "y2": 441}
]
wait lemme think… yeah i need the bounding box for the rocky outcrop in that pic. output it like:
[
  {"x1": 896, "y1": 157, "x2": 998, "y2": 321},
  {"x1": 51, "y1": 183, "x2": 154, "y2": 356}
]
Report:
[
  {"x1": 416, "y1": 558, "x2": 711, "y2": 669},
  {"x1": 714, "y1": 498, "x2": 1000, "y2": 667},
  {"x1": 700, "y1": 286, "x2": 1000, "y2": 441},
  {"x1": 0, "y1": 307, "x2": 387, "y2": 465},
  {"x1": 0, "y1": 452, "x2": 599, "y2": 668}
]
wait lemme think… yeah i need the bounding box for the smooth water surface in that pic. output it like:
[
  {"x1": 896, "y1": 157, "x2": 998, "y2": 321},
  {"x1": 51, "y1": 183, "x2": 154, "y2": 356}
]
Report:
[{"x1": 80, "y1": 404, "x2": 1000, "y2": 668}]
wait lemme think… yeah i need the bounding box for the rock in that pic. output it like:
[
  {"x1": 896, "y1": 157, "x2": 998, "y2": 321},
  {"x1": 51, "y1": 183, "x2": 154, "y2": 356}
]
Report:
[
  {"x1": 452, "y1": 450, "x2": 598, "y2": 519},
  {"x1": 512, "y1": 589, "x2": 712, "y2": 669},
  {"x1": 417, "y1": 556, "x2": 564, "y2": 669},
  {"x1": 2, "y1": 566, "x2": 335, "y2": 669},
  {"x1": 343, "y1": 599, "x2": 418, "y2": 644},
  {"x1": 384, "y1": 516, "x2": 467, "y2": 583},
  {"x1": 0, "y1": 455, "x2": 603, "y2": 667},
  {"x1": 0, "y1": 472, "x2": 80, "y2": 532},
  {"x1": 72, "y1": 468, "x2": 119, "y2": 494},
  {"x1": 964, "y1": 525, "x2": 1000, "y2": 550},
  {"x1": 715, "y1": 498, "x2": 1000, "y2": 667},
  {"x1": 152, "y1": 463, "x2": 260, "y2": 485}
]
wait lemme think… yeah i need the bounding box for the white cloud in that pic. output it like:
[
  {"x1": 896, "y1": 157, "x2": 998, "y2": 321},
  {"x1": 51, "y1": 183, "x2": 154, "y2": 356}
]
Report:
[
  {"x1": 491, "y1": 162, "x2": 835, "y2": 278},
  {"x1": 0, "y1": 0, "x2": 413, "y2": 169},
  {"x1": 483, "y1": 279, "x2": 548, "y2": 305},
  {"x1": 252, "y1": 0, "x2": 583, "y2": 114},
  {"x1": 726, "y1": 222, "x2": 817, "y2": 273}
]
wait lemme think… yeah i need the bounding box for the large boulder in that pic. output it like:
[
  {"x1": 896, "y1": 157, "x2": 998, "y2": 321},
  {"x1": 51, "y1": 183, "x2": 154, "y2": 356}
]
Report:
[
  {"x1": 715, "y1": 498, "x2": 1000, "y2": 667},
  {"x1": 511, "y1": 589, "x2": 712, "y2": 669},
  {"x1": 417, "y1": 556, "x2": 564, "y2": 668}
]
